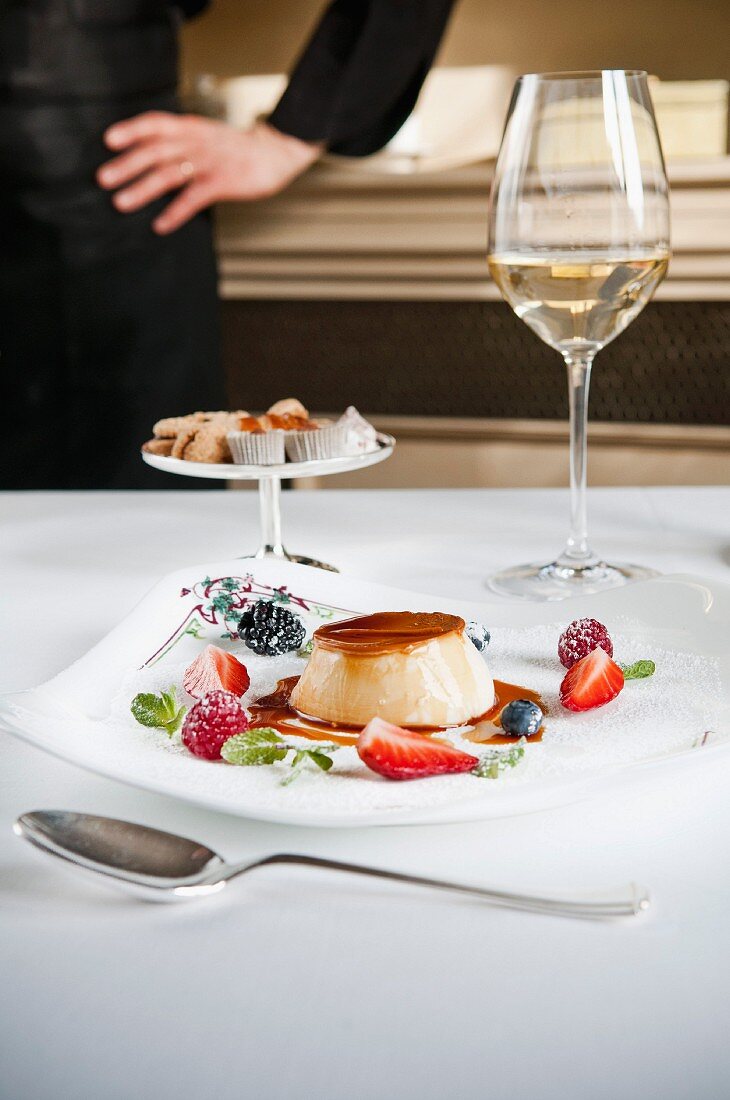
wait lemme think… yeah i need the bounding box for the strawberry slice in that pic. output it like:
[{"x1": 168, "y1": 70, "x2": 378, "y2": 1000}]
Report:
[
  {"x1": 357, "y1": 717, "x2": 478, "y2": 780},
  {"x1": 183, "y1": 645, "x2": 250, "y2": 699},
  {"x1": 559, "y1": 646, "x2": 624, "y2": 712}
]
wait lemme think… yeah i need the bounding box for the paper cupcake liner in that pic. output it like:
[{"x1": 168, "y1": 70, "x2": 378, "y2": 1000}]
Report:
[
  {"x1": 226, "y1": 430, "x2": 286, "y2": 466},
  {"x1": 285, "y1": 424, "x2": 350, "y2": 463}
]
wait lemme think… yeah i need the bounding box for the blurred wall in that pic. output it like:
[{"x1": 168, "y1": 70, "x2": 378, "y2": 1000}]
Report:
[{"x1": 181, "y1": 0, "x2": 729, "y2": 82}]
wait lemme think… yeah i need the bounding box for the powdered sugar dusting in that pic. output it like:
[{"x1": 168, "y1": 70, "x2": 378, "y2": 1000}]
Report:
[{"x1": 102, "y1": 613, "x2": 724, "y2": 821}]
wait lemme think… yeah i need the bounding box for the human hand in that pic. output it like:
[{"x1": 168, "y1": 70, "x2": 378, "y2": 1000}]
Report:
[{"x1": 97, "y1": 115, "x2": 323, "y2": 234}]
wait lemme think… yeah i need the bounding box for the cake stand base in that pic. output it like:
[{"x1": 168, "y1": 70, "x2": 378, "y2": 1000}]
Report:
[
  {"x1": 141, "y1": 433, "x2": 395, "y2": 573},
  {"x1": 248, "y1": 544, "x2": 338, "y2": 573},
  {"x1": 247, "y1": 478, "x2": 338, "y2": 571}
]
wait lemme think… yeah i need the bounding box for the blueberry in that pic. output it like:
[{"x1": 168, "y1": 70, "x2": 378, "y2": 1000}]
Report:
[
  {"x1": 466, "y1": 620, "x2": 490, "y2": 652},
  {"x1": 500, "y1": 699, "x2": 543, "y2": 737}
]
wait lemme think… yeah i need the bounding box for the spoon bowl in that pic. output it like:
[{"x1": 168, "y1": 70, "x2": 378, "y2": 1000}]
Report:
[
  {"x1": 15, "y1": 810, "x2": 651, "y2": 918},
  {"x1": 16, "y1": 810, "x2": 224, "y2": 890}
]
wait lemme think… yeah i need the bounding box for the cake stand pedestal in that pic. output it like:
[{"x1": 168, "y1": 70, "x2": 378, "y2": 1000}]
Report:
[{"x1": 142, "y1": 434, "x2": 395, "y2": 572}]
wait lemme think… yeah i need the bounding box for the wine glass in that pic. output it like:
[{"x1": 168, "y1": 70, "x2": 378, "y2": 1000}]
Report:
[{"x1": 487, "y1": 70, "x2": 670, "y2": 599}]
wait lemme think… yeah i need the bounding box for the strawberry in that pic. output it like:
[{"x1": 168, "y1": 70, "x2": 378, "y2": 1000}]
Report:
[
  {"x1": 183, "y1": 645, "x2": 250, "y2": 699},
  {"x1": 357, "y1": 717, "x2": 478, "y2": 781},
  {"x1": 559, "y1": 646, "x2": 624, "y2": 712}
]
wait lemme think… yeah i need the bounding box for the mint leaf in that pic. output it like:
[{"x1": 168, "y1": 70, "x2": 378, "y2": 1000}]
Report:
[
  {"x1": 297, "y1": 639, "x2": 314, "y2": 658},
  {"x1": 621, "y1": 659, "x2": 656, "y2": 680},
  {"x1": 221, "y1": 729, "x2": 339, "y2": 784},
  {"x1": 131, "y1": 687, "x2": 186, "y2": 737},
  {"x1": 308, "y1": 750, "x2": 335, "y2": 772},
  {"x1": 472, "y1": 739, "x2": 526, "y2": 779},
  {"x1": 282, "y1": 750, "x2": 308, "y2": 786},
  {"x1": 157, "y1": 687, "x2": 185, "y2": 735},
  {"x1": 221, "y1": 728, "x2": 287, "y2": 766},
  {"x1": 303, "y1": 743, "x2": 341, "y2": 757},
  {"x1": 131, "y1": 693, "x2": 166, "y2": 728},
  {"x1": 165, "y1": 707, "x2": 186, "y2": 737},
  {"x1": 281, "y1": 746, "x2": 339, "y2": 785}
]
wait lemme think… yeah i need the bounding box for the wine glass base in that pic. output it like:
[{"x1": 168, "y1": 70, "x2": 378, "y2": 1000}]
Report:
[
  {"x1": 243, "y1": 547, "x2": 339, "y2": 573},
  {"x1": 487, "y1": 559, "x2": 658, "y2": 601}
]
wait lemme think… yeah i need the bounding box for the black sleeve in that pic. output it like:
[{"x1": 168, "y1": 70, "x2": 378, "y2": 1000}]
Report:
[{"x1": 268, "y1": 0, "x2": 455, "y2": 157}]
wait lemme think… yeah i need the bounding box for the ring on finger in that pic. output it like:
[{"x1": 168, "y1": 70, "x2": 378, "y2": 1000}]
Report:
[{"x1": 178, "y1": 160, "x2": 196, "y2": 180}]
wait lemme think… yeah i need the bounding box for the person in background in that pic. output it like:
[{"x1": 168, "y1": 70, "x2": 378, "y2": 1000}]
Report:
[{"x1": 0, "y1": 0, "x2": 454, "y2": 490}]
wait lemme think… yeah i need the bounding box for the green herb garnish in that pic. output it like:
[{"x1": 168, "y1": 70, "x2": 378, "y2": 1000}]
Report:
[
  {"x1": 221, "y1": 727, "x2": 340, "y2": 785},
  {"x1": 131, "y1": 687, "x2": 186, "y2": 736},
  {"x1": 621, "y1": 659, "x2": 656, "y2": 680},
  {"x1": 220, "y1": 727, "x2": 288, "y2": 766},
  {"x1": 471, "y1": 739, "x2": 526, "y2": 779},
  {"x1": 281, "y1": 748, "x2": 336, "y2": 786}
]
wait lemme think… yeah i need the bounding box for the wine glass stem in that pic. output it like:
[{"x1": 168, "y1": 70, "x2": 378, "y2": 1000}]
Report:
[
  {"x1": 256, "y1": 477, "x2": 286, "y2": 559},
  {"x1": 557, "y1": 353, "x2": 600, "y2": 570}
]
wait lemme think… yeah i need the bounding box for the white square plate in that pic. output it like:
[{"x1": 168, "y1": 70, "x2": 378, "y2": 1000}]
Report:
[{"x1": 1, "y1": 560, "x2": 728, "y2": 827}]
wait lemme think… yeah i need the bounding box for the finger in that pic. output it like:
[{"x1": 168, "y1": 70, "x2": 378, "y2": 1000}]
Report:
[
  {"x1": 104, "y1": 111, "x2": 183, "y2": 150},
  {"x1": 153, "y1": 182, "x2": 217, "y2": 234},
  {"x1": 97, "y1": 142, "x2": 187, "y2": 189},
  {"x1": 113, "y1": 164, "x2": 193, "y2": 212}
]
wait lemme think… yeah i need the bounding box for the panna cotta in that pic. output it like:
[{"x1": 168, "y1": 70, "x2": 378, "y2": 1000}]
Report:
[{"x1": 290, "y1": 611, "x2": 494, "y2": 728}]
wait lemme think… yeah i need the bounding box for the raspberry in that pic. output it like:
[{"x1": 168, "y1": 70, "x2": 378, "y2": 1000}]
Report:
[
  {"x1": 558, "y1": 618, "x2": 613, "y2": 669},
  {"x1": 181, "y1": 690, "x2": 249, "y2": 760}
]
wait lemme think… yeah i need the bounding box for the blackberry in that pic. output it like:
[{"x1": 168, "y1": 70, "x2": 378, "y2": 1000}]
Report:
[
  {"x1": 238, "y1": 600, "x2": 306, "y2": 656},
  {"x1": 466, "y1": 620, "x2": 490, "y2": 652},
  {"x1": 500, "y1": 699, "x2": 543, "y2": 737}
]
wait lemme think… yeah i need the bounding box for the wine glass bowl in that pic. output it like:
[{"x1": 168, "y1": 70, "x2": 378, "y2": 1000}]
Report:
[{"x1": 487, "y1": 71, "x2": 670, "y2": 599}]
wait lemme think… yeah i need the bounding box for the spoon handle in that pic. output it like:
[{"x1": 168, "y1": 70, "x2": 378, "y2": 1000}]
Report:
[{"x1": 230, "y1": 853, "x2": 650, "y2": 920}]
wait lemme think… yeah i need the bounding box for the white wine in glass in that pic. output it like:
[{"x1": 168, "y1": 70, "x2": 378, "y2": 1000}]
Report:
[{"x1": 487, "y1": 71, "x2": 670, "y2": 599}]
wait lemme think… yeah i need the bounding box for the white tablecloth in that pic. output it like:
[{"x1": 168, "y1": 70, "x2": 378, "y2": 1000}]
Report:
[{"x1": 1, "y1": 487, "x2": 729, "y2": 1100}]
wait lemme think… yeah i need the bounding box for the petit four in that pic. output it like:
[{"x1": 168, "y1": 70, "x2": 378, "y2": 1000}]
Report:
[{"x1": 143, "y1": 399, "x2": 379, "y2": 466}]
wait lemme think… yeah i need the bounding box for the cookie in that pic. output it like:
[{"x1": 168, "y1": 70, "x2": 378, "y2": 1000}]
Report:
[
  {"x1": 171, "y1": 426, "x2": 199, "y2": 459},
  {"x1": 153, "y1": 412, "x2": 210, "y2": 439},
  {"x1": 178, "y1": 412, "x2": 244, "y2": 463},
  {"x1": 182, "y1": 426, "x2": 230, "y2": 463},
  {"x1": 152, "y1": 410, "x2": 249, "y2": 440},
  {"x1": 142, "y1": 437, "x2": 174, "y2": 456}
]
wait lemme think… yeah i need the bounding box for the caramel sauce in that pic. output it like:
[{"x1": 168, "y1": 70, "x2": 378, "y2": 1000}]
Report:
[
  {"x1": 253, "y1": 676, "x2": 300, "y2": 709},
  {"x1": 249, "y1": 676, "x2": 545, "y2": 747},
  {"x1": 249, "y1": 706, "x2": 359, "y2": 746},
  {"x1": 464, "y1": 681, "x2": 545, "y2": 745},
  {"x1": 313, "y1": 611, "x2": 464, "y2": 656},
  {"x1": 249, "y1": 676, "x2": 358, "y2": 744}
]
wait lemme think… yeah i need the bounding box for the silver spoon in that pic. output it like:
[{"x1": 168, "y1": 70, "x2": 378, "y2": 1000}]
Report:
[{"x1": 14, "y1": 810, "x2": 650, "y2": 920}]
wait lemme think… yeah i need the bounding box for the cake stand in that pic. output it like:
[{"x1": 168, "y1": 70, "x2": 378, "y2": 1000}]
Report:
[{"x1": 142, "y1": 434, "x2": 395, "y2": 572}]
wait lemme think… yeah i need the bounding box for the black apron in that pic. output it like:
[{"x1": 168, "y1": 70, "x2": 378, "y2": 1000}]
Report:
[{"x1": 0, "y1": 0, "x2": 223, "y2": 489}]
